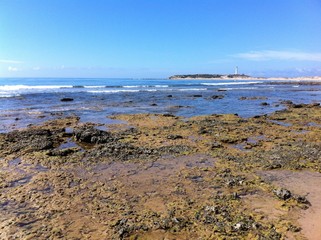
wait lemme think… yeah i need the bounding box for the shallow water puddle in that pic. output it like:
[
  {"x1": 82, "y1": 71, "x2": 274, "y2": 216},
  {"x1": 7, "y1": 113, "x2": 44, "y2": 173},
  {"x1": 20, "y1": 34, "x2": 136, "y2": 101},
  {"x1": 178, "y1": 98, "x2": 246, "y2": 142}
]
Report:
[
  {"x1": 65, "y1": 127, "x2": 73, "y2": 134},
  {"x1": 307, "y1": 122, "x2": 321, "y2": 127},
  {"x1": 247, "y1": 135, "x2": 266, "y2": 144},
  {"x1": 231, "y1": 143, "x2": 252, "y2": 151},
  {"x1": 269, "y1": 120, "x2": 292, "y2": 127},
  {"x1": 58, "y1": 138, "x2": 80, "y2": 150},
  {"x1": 8, "y1": 157, "x2": 22, "y2": 167},
  {"x1": 94, "y1": 125, "x2": 108, "y2": 131},
  {"x1": 9, "y1": 175, "x2": 32, "y2": 187},
  {"x1": 258, "y1": 170, "x2": 321, "y2": 240}
]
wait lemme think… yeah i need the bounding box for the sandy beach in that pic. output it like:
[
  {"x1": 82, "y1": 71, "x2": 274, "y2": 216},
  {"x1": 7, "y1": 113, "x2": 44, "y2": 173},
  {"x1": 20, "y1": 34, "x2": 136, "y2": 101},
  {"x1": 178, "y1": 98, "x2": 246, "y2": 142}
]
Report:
[{"x1": 1, "y1": 102, "x2": 321, "y2": 239}]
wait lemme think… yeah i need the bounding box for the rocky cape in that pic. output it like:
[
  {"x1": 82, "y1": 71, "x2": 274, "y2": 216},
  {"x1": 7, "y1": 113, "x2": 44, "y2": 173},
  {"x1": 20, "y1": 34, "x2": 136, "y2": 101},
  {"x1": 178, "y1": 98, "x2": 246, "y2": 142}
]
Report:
[{"x1": 169, "y1": 74, "x2": 321, "y2": 81}]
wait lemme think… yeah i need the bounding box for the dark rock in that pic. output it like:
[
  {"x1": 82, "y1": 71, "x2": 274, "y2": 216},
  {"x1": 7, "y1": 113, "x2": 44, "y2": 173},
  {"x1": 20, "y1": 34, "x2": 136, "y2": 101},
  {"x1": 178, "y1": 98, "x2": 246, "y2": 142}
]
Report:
[
  {"x1": 273, "y1": 188, "x2": 291, "y2": 200},
  {"x1": 167, "y1": 134, "x2": 183, "y2": 140},
  {"x1": 225, "y1": 176, "x2": 245, "y2": 187},
  {"x1": 293, "y1": 194, "x2": 310, "y2": 205},
  {"x1": 31, "y1": 138, "x2": 54, "y2": 150},
  {"x1": 60, "y1": 98, "x2": 74, "y2": 102},
  {"x1": 261, "y1": 102, "x2": 269, "y2": 106},
  {"x1": 292, "y1": 104, "x2": 304, "y2": 108},
  {"x1": 192, "y1": 94, "x2": 203, "y2": 98},
  {"x1": 281, "y1": 100, "x2": 293, "y2": 105},
  {"x1": 198, "y1": 127, "x2": 209, "y2": 134},
  {"x1": 239, "y1": 96, "x2": 267, "y2": 100},
  {"x1": 270, "y1": 117, "x2": 287, "y2": 121},
  {"x1": 47, "y1": 148, "x2": 78, "y2": 157},
  {"x1": 5, "y1": 129, "x2": 55, "y2": 152},
  {"x1": 188, "y1": 175, "x2": 203, "y2": 182},
  {"x1": 266, "y1": 228, "x2": 282, "y2": 239},
  {"x1": 211, "y1": 95, "x2": 224, "y2": 99},
  {"x1": 170, "y1": 105, "x2": 184, "y2": 109},
  {"x1": 307, "y1": 102, "x2": 320, "y2": 107},
  {"x1": 234, "y1": 222, "x2": 248, "y2": 231},
  {"x1": 167, "y1": 95, "x2": 173, "y2": 98},
  {"x1": 211, "y1": 142, "x2": 222, "y2": 149},
  {"x1": 73, "y1": 127, "x2": 114, "y2": 144},
  {"x1": 150, "y1": 103, "x2": 158, "y2": 106},
  {"x1": 288, "y1": 224, "x2": 302, "y2": 232},
  {"x1": 114, "y1": 218, "x2": 132, "y2": 238},
  {"x1": 162, "y1": 113, "x2": 175, "y2": 117}
]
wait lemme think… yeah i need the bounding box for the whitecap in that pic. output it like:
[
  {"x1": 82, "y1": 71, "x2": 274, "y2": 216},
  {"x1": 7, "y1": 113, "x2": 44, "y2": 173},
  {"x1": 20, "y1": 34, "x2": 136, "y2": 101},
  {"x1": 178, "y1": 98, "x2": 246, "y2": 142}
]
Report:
[
  {"x1": 88, "y1": 90, "x2": 140, "y2": 93},
  {"x1": 201, "y1": 81, "x2": 260, "y2": 86}
]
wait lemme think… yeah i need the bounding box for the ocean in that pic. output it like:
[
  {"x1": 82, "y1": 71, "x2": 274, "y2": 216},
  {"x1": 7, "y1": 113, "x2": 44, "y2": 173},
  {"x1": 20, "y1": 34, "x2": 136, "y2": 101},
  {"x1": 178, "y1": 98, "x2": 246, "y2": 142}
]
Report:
[{"x1": 1, "y1": 78, "x2": 321, "y2": 133}]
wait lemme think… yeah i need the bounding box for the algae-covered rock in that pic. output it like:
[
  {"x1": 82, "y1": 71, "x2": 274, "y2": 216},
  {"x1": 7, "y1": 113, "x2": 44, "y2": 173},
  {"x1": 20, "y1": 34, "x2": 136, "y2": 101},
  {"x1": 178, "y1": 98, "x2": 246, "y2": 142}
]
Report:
[{"x1": 73, "y1": 127, "x2": 115, "y2": 144}]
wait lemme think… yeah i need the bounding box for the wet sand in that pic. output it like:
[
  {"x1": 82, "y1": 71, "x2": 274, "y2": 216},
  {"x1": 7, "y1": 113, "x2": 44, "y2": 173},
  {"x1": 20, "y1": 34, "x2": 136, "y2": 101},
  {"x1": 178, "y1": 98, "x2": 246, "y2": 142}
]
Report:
[
  {"x1": 0, "y1": 103, "x2": 321, "y2": 239},
  {"x1": 258, "y1": 170, "x2": 321, "y2": 240}
]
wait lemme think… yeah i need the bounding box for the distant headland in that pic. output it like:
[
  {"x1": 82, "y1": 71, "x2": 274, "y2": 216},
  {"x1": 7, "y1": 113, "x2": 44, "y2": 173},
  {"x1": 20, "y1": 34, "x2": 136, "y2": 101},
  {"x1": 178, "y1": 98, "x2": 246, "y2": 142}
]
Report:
[
  {"x1": 169, "y1": 74, "x2": 251, "y2": 80},
  {"x1": 169, "y1": 74, "x2": 321, "y2": 81}
]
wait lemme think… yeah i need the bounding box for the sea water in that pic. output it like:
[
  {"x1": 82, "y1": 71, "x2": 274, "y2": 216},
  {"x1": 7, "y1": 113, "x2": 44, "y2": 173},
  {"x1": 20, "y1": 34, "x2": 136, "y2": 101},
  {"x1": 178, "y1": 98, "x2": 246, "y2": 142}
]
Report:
[{"x1": 1, "y1": 78, "x2": 321, "y2": 132}]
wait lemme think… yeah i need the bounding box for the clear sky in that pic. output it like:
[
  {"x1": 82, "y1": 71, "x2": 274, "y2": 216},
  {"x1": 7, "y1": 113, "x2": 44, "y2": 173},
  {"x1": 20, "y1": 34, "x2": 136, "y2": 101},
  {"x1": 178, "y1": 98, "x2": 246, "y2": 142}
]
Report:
[{"x1": 1, "y1": 0, "x2": 321, "y2": 78}]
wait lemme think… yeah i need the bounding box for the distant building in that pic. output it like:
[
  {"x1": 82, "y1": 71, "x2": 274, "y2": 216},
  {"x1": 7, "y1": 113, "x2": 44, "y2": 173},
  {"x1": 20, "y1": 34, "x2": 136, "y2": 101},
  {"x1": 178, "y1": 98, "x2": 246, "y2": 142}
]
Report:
[{"x1": 235, "y1": 66, "x2": 238, "y2": 75}]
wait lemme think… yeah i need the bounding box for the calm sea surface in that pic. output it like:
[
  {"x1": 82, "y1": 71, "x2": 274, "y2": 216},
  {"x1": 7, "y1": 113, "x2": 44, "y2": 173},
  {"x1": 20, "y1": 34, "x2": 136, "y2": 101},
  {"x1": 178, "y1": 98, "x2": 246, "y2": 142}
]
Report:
[{"x1": 1, "y1": 78, "x2": 321, "y2": 132}]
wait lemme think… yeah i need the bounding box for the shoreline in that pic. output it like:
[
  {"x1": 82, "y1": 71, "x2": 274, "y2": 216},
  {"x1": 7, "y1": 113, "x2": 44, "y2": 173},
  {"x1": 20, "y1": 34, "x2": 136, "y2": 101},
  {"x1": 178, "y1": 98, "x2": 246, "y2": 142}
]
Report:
[{"x1": 1, "y1": 102, "x2": 321, "y2": 239}]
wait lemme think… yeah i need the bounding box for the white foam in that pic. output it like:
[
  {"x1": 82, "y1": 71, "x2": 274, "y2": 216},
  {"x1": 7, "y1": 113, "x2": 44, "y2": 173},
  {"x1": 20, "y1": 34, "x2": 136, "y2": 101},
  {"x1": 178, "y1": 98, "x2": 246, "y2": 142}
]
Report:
[
  {"x1": 177, "y1": 88, "x2": 208, "y2": 91},
  {"x1": 123, "y1": 85, "x2": 169, "y2": 88},
  {"x1": 0, "y1": 94, "x2": 20, "y2": 98},
  {"x1": 201, "y1": 81, "x2": 260, "y2": 86},
  {"x1": 0, "y1": 85, "x2": 73, "y2": 90},
  {"x1": 88, "y1": 90, "x2": 140, "y2": 93},
  {"x1": 219, "y1": 87, "x2": 259, "y2": 90}
]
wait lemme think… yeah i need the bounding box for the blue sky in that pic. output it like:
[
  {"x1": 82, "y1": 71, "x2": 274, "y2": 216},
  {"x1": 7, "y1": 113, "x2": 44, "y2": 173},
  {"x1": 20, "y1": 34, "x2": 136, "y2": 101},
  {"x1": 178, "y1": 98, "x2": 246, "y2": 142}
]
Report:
[{"x1": 1, "y1": 0, "x2": 321, "y2": 78}]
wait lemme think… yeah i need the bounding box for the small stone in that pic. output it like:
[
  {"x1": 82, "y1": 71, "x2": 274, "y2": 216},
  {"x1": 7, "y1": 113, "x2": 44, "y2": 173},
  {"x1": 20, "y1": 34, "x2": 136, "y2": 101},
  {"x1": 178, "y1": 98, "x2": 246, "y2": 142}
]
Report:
[
  {"x1": 234, "y1": 222, "x2": 247, "y2": 231},
  {"x1": 211, "y1": 142, "x2": 222, "y2": 149},
  {"x1": 211, "y1": 95, "x2": 224, "y2": 99},
  {"x1": 273, "y1": 188, "x2": 291, "y2": 200},
  {"x1": 167, "y1": 134, "x2": 183, "y2": 140}
]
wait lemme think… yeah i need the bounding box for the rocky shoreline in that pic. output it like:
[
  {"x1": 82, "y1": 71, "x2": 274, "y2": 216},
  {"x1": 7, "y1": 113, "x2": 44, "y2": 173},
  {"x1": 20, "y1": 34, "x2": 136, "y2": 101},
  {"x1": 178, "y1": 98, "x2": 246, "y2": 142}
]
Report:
[
  {"x1": 1, "y1": 102, "x2": 321, "y2": 239},
  {"x1": 169, "y1": 75, "x2": 321, "y2": 81}
]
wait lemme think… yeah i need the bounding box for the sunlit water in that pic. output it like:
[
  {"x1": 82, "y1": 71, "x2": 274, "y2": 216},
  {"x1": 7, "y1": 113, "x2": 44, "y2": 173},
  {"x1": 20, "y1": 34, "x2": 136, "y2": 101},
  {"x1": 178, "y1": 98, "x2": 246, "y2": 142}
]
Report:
[{"x1": 1, "y1": 78, "x2": 321, "y2": 132}]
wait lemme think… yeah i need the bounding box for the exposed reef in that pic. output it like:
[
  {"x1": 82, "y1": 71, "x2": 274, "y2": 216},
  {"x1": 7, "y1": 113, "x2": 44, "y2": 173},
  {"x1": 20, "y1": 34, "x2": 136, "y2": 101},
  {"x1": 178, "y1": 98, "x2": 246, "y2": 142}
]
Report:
[{"x1": 1, "y1": 103, "x2": 321, "y2": 239}]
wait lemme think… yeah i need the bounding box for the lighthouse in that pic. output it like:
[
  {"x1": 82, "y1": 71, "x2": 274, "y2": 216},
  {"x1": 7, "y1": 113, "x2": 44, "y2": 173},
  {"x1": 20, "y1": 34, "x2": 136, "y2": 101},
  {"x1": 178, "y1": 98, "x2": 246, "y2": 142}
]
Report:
[{"x1": 234, "y1": 66, "x2": 239, "y2": 75}]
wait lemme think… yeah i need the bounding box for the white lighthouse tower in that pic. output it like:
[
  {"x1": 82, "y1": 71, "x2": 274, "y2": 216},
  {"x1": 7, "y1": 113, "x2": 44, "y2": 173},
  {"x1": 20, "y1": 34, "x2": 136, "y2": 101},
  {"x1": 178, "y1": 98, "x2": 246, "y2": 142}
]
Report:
[{"x1": 234, "y1": 66, "x2": 239, "y2": 75}]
